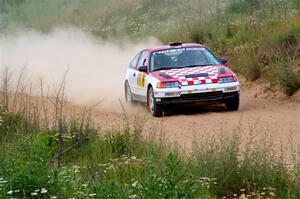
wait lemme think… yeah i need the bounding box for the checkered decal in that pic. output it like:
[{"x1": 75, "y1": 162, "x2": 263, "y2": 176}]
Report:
[{"x1": 160, "y1": 66, "x2": 219, "y2": 86}]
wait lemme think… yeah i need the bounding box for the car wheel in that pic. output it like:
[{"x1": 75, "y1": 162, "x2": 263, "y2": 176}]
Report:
[
  {"x1": 148, "y1": 87, "x2": 163, "y2": 117},
  {"x1": 125, "y1": 82, "x2": 133, "y2": 103},
  {"x1": 225, "y1": 94, "x2": 240, "y2": 111}
]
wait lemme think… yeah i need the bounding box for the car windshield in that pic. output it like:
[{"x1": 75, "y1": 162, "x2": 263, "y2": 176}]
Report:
[{"x1": 150, "y1": 47, "x2": 220, "y2": 71}]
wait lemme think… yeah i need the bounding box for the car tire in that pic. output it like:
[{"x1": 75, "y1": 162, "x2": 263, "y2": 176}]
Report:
[
  {"x1": 148, "y1": 87, "x2": 163, "y2": 117},
  {"x1": 225, "y1": 94, "x2": 240, "y2": 111},
  {"x1": 125, "y1": 82, "x2": 134, "y2": 103}
]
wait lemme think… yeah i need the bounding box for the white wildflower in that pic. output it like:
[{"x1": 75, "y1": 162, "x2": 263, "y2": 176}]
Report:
[
  {"x1": 131, "y1": 156, "x2": 136, "y2": 160},
  {"x1": 129, "y1": 194, "x2": 138, "y2": 199},
  {"x1": 7, "y1": 190, "x2": 13, "y2": 195},
  {"x1": 41, "y1": 188, "x2": 48, "y2": 194},
  {"x1": 132, "y1": 181, "x2": 139, "y2": 188},
  {"x1": 73, "y1": 165, "x2": 80, "y2": 173}
]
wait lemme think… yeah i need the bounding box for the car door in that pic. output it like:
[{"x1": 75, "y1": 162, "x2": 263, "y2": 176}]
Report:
[
  {"x1": 127, "y1": 52, "x2": 141, "y2": 96},
  {"x1": 135, "y1": 50, "x2": 149, "y2": 98}
]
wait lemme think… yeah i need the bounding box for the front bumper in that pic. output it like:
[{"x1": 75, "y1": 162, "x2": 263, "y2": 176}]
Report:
[
  {"x1": 155, "y1": 91, "x2": 239, "y2": 104},
  {"x1": 154, "y1": 82, "x2": 240, "y2": 105}
]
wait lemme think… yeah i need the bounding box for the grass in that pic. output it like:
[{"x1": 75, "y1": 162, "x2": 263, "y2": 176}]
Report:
[{"x1": 1, "y1": 107, "x2": 300, "y2": 198}]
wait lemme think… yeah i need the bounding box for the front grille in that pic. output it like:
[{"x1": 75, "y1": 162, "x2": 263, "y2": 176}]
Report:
[{"x1": 180, "y1": 91, "x2": 223, "y2": 101}]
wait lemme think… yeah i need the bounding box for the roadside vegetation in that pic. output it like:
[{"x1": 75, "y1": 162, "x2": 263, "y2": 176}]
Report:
[
  {"x1": 0, "y1": 69, "x2": 298, "y2": 198},
  {"x1": 0, "y1": 70, "x2": 300, "y2": 198}
]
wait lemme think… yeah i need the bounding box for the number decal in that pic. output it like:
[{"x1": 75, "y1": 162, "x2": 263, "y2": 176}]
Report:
[{"x1": 137, "y1": 72, "x2": 145, "y2": 88}]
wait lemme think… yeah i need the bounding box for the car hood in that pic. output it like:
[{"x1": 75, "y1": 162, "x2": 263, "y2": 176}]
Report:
[{"x1": 150, "y1": 65, "x2": 233, "y2": 86}]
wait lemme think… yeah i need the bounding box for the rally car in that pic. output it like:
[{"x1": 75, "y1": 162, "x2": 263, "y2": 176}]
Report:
[{"x1": 124, "y1": 42, "x2": 240, "y2": 117}]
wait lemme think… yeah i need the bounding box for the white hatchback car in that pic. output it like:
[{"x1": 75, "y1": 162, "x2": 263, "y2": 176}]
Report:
[{"x1": 124, "y1": 42, "x2": 240, "y2": 117}]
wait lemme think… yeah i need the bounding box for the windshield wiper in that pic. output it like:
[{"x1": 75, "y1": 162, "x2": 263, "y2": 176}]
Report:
[{"x1": 152, "y1": 66, "x2": 180, "y2": 71}]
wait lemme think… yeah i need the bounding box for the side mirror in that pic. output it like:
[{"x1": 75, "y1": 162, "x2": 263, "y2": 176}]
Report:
[
  {"x1": 219, "y1": 57, "x2": 228, "y2": 64},
  {"x1": 137, "y1": 66, "x2": 147, "y2": 72}
]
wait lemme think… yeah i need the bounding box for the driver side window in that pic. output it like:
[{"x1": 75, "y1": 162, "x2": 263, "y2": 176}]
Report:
[
  {"x1": 136, "y1": 51, "x2": 149, "y2": 69},
  {"x1": 130, "y1": 52, "x2": 141, "y2": 69}
]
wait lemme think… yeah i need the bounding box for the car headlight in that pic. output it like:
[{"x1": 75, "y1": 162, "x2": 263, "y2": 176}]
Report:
[
  {"x1": 218, "y1": 76, "x2": 236, "y2": 84},
  {"x1": 157, "y1": 81, "x2": 180, "y2": 88}
]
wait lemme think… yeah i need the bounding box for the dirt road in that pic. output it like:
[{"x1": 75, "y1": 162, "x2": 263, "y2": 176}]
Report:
[{"x1": 91, "y1": 83, "x2": 300, "y2": 150}]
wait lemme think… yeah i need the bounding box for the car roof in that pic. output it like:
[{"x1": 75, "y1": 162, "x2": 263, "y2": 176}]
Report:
[{"x1": 146, "y1": 43, "x2": 205, "y2": 53}]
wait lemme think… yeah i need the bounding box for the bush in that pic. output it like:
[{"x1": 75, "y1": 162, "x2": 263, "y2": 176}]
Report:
[
  {"x1": 0, "y1": 106, "x2": 34, "y2": 144},
  {"x1": 230, "y1": 46, "x2": 261, "y2": 81},
  {"x1": 227, "y1": 0, "x2": 262, "y2": 14},
  {"x1": 264, "y1": 60, "x2": 300, "y2": 96}
]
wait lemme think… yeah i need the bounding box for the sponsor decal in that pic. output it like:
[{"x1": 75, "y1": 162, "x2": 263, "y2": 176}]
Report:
[{"x1": 137, "y1": 72, "x2": 145, "y2": 88}]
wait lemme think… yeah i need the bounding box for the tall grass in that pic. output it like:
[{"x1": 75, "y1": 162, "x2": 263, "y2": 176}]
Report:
[{"x1": 2, "y1": 112, "x2": 300, "y2": 198}]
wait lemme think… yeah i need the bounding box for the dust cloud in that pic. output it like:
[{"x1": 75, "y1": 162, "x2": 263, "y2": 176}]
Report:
[{"x1": 0, "y1": 28, "x2": 161, "y2": 111}]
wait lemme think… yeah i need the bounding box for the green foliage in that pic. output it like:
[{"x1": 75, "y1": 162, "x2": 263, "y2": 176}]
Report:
[
  {"x1": 1, "y1": 133, "x2": 56, "y2": 198},
  {"x1": 226, "y1": 0, "x2": 297, "y2": 15},
  {"x1": 1, "y1": 106, "x2": 300, "y2": 198},
  {"x1": 190, "y1": 134, "x2": 240, "y2": 197},
  {"x1": 0, "y1": 0, "x2": 25, "y2": 6},
  {"x1": 190, "y1": 133, "x2": 300, "y2": 198},
  {"x1": 230, "y1": 46, "x2": 261, "y2": 81},
  {"x1": 92, "y1": 180, "x2": 130, "y2": 198},
  {"x1": 0, "y1": 0, "x2": 25, "y2": 13},
  {"x1": 264, "y1": 60, "x2": 300, "y2": 95},
  {"x1": 139, "y1": 0, "x2": 172, "y2": 9},
  {"x1": 227, "y1": 0, "x2": 260, "y2": 14},
  {"x1": 0, "y1": 107, "x2": 27, "y2": 142},
  {"x1": 294, "y1": 0, "x2": 300, "y2": 9}
]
